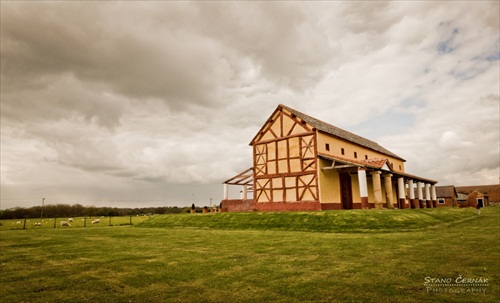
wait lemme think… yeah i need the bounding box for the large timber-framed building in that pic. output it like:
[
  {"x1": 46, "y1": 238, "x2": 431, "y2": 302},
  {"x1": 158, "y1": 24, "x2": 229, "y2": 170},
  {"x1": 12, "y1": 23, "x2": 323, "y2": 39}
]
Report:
[{"x1": 221, "y1": 104, "x2": 438, "y2": 212}]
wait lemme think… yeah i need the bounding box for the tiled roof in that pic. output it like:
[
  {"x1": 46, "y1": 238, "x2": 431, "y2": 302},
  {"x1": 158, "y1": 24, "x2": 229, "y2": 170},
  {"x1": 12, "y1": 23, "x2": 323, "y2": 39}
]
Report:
[
  {"x1": 362, "y1": 158, "x2": 389, "y2": 169},
  {"x1": 455, "y1": 185, "x2": 500, "y2": 194},
  {"x1": 280, "y1": 104, "x2": 405, "y2": 161},
  {"x1": 436, "y1": 186, "x2": 458, "y2": 198}
]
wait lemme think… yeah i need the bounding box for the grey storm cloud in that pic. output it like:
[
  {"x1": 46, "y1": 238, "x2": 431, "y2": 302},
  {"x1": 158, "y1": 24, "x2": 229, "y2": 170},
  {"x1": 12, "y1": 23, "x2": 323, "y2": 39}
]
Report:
[{"x1": 1, "y1": 1, "x2": 498, "y2": 209}]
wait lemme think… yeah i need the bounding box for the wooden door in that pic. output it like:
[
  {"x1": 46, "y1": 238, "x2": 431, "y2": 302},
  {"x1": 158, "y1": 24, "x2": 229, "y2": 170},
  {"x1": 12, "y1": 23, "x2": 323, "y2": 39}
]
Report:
[{"x1": 340, "y1": 172, "x2": 353, "y2": 209}]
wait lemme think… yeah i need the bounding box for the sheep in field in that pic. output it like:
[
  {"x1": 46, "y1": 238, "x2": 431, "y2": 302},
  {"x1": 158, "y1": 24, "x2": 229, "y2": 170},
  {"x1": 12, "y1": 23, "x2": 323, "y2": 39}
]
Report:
[
  {"x1": 60, "y1": 221, "x2": 71, "y2": 227},
  {"x1": 68, "y1": 218, "x2": 74, "y2": 222},
  {"x1": 92, "y1": 219, "x2": 100, "y2": 224},
  {"x1": 34, "y1": 222, "x2": 41, "y2": 226}
]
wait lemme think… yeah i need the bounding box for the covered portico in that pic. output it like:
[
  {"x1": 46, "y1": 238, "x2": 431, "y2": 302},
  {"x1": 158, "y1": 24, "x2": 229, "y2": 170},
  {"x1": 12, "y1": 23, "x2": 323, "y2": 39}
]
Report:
[
  {"x1": 319, "y1": 154, "x2": 438, "y2": 209},
  {"x1": 221, "y1": 168, "x2": 254, "y2": 212}
]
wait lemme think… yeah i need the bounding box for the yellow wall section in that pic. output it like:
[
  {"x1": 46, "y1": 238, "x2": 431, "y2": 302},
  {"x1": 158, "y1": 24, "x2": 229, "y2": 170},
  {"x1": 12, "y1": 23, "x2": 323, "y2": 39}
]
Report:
[
  {"x1": 318, "y1": 158, "x2": 341, "y2": 203},
  {"x1": 316, "y1": 132, "x2": 405, "y2": 172}
]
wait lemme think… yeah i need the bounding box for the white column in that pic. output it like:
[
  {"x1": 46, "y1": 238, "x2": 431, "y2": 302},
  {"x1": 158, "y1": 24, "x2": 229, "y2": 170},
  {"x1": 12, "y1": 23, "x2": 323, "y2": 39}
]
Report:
[
  {"x1": 358, "y1": 168, "x2": 369, "y2": 209},
  {"x1": 417, "y1": 182, "x2": 423, "y2": 200},
  {"x1": 417, "y1": 182, "x2": 425, "y2": 208},
  {"x1": 408, "y1": 180, "x2": 415, "y2": 200},
  {"x1": 243, "y1": 185, "x2": 248, "y2": 200},
  {"x1": 425, "y1": 183, "x2": 431, "y2": 207},
  {"x1": 431, "y1": 184, "x2": 437, "y2": 203},
  {"x1": 383, "y1": 174, "x2": 395, "y2": 209},
  {"x1": 223, "y1": 183, "x2": 229, "y2": 200},
  {"x1": 397, "y1": 177, "x2": 405, "y2": 209},
  {"x1": 371, "y1": 171, "x2": 383, "y2": 209}
]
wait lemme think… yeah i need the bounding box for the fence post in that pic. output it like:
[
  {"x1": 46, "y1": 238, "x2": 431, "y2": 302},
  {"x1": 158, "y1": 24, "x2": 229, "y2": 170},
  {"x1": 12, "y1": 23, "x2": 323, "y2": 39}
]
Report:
[
  {"x1": 130, "y1": 216, "x2": 132, "y2": 225},
  {"x1": 23, "y1": 218, "x2": 26, "y2": 230},
  {"x1": 109, "y1": 217, "x2": 112, "y2": 226},
  {"x1": 54, "y1": 218, "x2": 56, "y2": 229},
  {"x1": 84, "y1": 217, "x2": 86, "y2": 227}
]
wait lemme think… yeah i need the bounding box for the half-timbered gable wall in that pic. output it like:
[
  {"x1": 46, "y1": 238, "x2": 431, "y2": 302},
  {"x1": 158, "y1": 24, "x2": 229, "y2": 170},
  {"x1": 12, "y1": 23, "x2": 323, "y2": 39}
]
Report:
[{"x1": 251, "y1": 107, "x2": 320, "y2": 209}]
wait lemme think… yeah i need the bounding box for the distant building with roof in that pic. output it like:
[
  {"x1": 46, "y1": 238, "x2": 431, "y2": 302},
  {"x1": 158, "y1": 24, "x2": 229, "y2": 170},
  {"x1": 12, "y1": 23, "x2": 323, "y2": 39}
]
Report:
[
  {"x1": 456, "y1": 185, "x2": 500, "y2": 206},
  {"x1": 221, "y1": 104, "x2": 438, "y2": 212},
  {"x1": 435, "y1": 185, "x2": 458, "y2": 207}
]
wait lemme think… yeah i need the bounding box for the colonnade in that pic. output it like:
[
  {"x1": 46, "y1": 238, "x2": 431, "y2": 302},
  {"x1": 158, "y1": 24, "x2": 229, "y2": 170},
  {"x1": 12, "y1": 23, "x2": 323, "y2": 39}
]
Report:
[
  {"x1": 357, "y1": 168, "x2": 437, "y2": 209},
  {"x1": 223, "y1": 183, "x2": 250, "y2": 200}
]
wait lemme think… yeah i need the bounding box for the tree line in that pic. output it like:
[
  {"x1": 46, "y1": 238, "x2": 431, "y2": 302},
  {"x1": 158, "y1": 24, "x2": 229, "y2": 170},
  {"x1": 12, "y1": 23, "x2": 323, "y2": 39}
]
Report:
[{"x1": 0, "y1": 203, "x2": 194, "y2": 220}]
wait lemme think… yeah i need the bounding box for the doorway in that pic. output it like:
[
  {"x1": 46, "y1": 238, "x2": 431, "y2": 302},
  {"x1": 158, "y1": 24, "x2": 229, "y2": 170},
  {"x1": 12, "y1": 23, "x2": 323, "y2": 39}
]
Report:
[
  {"x1": 340, "y1": 172, "x2": 353, "y2": 209},
  {"x1": 477, "y1": 198, "x2": 484, "y2": 208}
]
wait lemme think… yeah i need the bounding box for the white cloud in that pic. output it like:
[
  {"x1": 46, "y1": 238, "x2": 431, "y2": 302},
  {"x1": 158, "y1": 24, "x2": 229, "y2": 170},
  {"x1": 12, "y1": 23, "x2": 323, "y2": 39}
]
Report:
[{"x1": 1, "y1": 1, "x2": 498, "y2": 209}]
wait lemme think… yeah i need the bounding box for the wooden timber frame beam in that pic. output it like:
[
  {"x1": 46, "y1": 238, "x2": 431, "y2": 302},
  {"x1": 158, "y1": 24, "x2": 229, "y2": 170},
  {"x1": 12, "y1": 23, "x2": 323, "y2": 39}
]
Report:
[
  {"x1": 319, "y1": 155, "x2": 362, "y2": 171},
  {"x1": 321, "y1": 160, "x2": 360, "y2": 170},
  {"x1": 222, "y1": 167, "x2": 254, "y2": 187}
]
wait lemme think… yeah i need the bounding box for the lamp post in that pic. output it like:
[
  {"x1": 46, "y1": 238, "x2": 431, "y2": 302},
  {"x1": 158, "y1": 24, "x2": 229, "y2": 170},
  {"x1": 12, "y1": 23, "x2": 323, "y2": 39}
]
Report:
[{"x1": 41, "y1": 198, "x2": 45, "y2": 221}]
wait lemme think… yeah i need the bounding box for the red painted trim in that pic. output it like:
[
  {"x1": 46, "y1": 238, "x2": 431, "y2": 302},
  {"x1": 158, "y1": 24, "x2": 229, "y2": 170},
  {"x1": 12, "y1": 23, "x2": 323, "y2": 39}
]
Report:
[
  {"x1": 360, "y1": 197, "x2": 369, "y2": 209},
  {"x1": 399, "y1": 198, "x2": 406, "y2": 209}
]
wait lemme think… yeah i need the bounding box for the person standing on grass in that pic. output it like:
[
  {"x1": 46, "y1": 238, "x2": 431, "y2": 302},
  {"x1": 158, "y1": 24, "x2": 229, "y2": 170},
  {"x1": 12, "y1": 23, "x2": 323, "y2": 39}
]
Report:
[{"x1": 476, "y1": 203, "x2": 481, "y2": 214}]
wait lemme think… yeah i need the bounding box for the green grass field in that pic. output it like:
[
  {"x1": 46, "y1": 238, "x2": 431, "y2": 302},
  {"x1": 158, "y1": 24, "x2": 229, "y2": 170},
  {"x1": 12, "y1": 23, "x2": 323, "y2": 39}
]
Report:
[{"x1": 0, "y1": 207, "x2": 498, "y2": 303}]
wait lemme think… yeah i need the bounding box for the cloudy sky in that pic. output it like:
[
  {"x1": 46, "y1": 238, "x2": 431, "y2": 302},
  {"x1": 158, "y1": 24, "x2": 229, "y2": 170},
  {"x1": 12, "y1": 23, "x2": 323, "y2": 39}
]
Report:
[{"x1": 1, "y1": 1, "x2": 499, "y2": 209}]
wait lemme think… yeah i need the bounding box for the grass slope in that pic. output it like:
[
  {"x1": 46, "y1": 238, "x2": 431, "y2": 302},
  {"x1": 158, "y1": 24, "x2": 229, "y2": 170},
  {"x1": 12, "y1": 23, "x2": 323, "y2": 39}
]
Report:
[{"x1": 137, "y1": 208, "x2": 479, "y2": 233}]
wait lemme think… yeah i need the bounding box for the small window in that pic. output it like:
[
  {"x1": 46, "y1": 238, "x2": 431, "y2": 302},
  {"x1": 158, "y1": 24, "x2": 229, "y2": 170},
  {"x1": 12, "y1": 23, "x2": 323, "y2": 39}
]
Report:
[
  {"x1": 354, "y1": 152, "x2": 357, "y2": 158},
  {"x1": 399, "y1": 165, "x2": 402, "y2": 170},
  {"x1": 365, "y1": 155, "x2": 368, "y2": 160},
  {"x1": 341, "y1": 148, "x2": 345, "y2": 155},
  {"x1": 438, "y1": 198, "x2": 445, "y2": 204},
  {"x1": 325, "y1": 143, "x2": 330, "y2": 151}
]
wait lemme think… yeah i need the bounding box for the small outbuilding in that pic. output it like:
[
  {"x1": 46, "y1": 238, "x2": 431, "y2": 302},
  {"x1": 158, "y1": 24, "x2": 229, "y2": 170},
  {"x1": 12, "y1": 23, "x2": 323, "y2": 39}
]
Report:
[{"x1": 435, "y1": 185, "x2": 458, "y2": 207}]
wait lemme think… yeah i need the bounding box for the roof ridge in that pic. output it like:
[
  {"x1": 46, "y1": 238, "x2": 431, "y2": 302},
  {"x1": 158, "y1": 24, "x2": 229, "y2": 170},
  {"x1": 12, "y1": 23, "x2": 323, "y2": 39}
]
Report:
[{"x1": 279, "y1": 104, "x2": 405, "y2": 161}]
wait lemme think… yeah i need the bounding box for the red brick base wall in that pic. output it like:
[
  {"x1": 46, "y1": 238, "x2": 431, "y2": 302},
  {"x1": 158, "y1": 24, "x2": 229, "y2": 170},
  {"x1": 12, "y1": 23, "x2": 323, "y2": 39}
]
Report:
[
  {"x1": 320, "y1": 203, "x2": 341, "y2": 210},
  {"x1": 255, "y1": 201, "x2": 322, "y2": 212},
  {"x1": 221, "y1": 200, "x2": 404, "y2": 212},
  {"x1": 220, "y1": 199, "x2": 254, "y2": 212}
]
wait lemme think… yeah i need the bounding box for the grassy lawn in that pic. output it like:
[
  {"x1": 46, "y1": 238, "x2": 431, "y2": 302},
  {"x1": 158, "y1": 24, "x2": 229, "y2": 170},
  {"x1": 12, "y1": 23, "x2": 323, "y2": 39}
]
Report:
[{"x1": 0, "y1": 207, "x2": 498, "y2": 303}]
